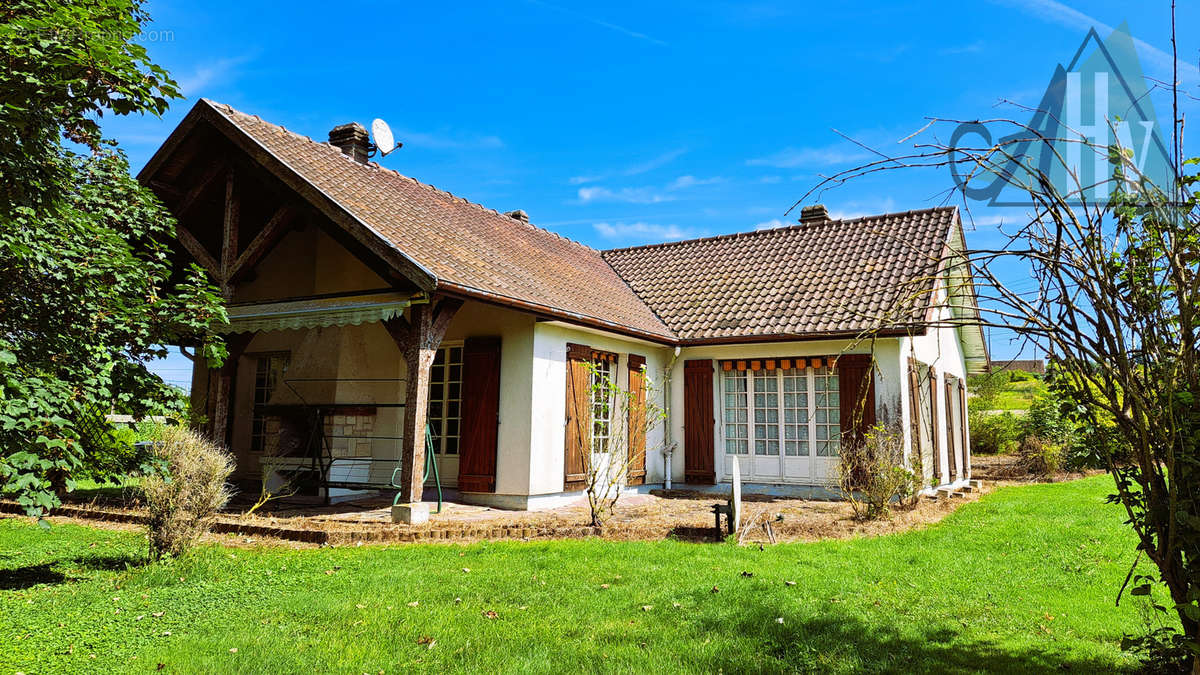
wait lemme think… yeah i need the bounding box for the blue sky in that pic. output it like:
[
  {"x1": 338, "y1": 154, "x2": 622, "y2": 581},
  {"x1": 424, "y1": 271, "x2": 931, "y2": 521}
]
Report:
[{"x1": 110, "y1": 1, "x2": 1199, "y2": 386}]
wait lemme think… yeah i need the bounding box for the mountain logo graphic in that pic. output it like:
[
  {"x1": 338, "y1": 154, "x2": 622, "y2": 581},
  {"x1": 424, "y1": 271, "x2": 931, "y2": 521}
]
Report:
[{"x1": 949, "y1": 22, "x2": 1175, "y2": 206}]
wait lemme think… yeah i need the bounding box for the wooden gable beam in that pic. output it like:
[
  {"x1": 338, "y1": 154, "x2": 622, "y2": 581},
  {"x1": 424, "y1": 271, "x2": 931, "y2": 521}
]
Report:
[
  {"x1": 227, "y1": 205, "x2": 294, "y2": 283},
  {"x1": 176, "y1": 224, "x2": 221, "y2": 279},
  {"x1": 173, "y1": 161, "x2": 227, "y2": 218},
  {"x1": 219, "y1": 168, "x2": 240, "y2": 294}
]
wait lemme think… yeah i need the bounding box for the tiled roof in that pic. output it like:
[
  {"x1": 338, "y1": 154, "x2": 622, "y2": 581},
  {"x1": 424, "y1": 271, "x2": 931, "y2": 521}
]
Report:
[
  {"x1": 178, "y1": 101, "x2": 958, "y2": 345},
  {"x1": 205, "y1": 101, "x2": 675, "y2": 340},
  {"x1": 601, "y1": 208, "x2": 957, "y2": 341}
]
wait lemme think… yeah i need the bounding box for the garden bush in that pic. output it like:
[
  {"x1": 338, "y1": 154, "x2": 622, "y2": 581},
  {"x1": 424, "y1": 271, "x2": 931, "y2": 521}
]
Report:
[
  {"x1": 969, "y1": 411, "x2": 1022, "y2": 454},
  {"x1": 1016, "y1": 436, "x2": 1065, "y2": 477},
  {"x1": 837, "y1": 425, "x2": 921, "y2": 520},
  {"x1": 142, "y1": 426, "x2": 234, "y2": 559}
]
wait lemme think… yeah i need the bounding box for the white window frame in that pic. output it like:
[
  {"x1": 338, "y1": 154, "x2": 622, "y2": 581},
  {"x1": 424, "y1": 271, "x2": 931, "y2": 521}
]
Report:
[
  {"x1": 427, "y1": 342, "x2": 464, "y2": 456},
  {"x1": 590, "y1": 357, "x2": 615, "y2": 454},
  {"x1": 719, "y1": 363, "x2": 840, "y2": 481}
]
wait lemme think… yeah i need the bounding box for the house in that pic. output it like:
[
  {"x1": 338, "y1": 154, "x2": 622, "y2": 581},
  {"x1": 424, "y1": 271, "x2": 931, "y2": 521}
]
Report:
[{"x1": 140, "y1": 99, "x2": 988, "y2": 523}]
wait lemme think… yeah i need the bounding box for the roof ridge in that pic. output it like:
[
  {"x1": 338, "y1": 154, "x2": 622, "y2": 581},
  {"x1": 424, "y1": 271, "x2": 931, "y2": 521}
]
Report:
[
  {"x1": 206, "y1": 99, "x2": 603, "y2": 256},
  {"x1": 602, "y1": 205, "x2": 957, "y2": 255}
]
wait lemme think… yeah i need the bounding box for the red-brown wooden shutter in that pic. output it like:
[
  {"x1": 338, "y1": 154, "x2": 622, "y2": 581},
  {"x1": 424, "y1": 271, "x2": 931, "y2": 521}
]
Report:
[
  {"x1": 683, "y1": 359, "x2": 715, "y2": 484},
  {"x1": 837, "y1": 354, "x2": 876, "y2": 453},
  {"x1": 626, "y1": 354, "x2": 647, "y2": 486},
  {"x1": 959, "y1": 378, "x2": 971, "y2": 479},
  {"x1": 458, "y1": 337, "x2": 501, "y2": 493},
  {"x1": 945, "y1": 377, "x2": 958, "y2": 481},
  {"x1": 929, "y1": 366, "x2": 942, "y2": 482},
  {"x1": 564, "y1": 343, "x2": 591, "y2": 491},
  {"x1": 907, "y1": 357, "x2": 921, "y2": 459}
]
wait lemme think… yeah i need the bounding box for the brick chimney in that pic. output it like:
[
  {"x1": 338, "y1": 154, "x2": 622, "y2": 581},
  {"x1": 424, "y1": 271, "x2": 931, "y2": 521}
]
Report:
[
  {"x1": 799, "y1": 204, "x2": 830, "y2": 225},
  {"x1": 329, "y1": 122, "x2": 371, "y2": 163}
]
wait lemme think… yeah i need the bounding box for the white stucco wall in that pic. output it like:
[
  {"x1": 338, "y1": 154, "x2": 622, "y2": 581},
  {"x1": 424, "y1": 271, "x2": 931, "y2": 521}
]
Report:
[
  {"x1": 668, "y1": 339, "x2": 902, "y2": 486},
  {"x1": 904, "y1": 285, "x2": 971, "y2": 487},
  {"x1": 440, "y1": 302, "x2": 536, "y2": 495},
  {"x1": 528, "y1": 322, "x2": 672, "y2": 495}
]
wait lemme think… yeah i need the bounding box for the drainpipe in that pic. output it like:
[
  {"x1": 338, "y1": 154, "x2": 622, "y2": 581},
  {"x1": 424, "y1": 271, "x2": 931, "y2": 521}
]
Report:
[{"x1": 662, "y1": 346, "x2": 681, "y2": 489}]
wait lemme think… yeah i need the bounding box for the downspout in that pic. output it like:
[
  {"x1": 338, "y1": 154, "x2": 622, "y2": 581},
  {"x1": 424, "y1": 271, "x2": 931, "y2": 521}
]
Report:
[{"x1": 662, "y1": 346, "x2": 681, "y2": 489}]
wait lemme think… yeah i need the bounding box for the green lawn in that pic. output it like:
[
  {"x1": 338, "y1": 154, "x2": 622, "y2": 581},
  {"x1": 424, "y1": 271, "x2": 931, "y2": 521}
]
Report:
[{"x1": 1, "y1": 476, "x2": 1158, "y2": 673}]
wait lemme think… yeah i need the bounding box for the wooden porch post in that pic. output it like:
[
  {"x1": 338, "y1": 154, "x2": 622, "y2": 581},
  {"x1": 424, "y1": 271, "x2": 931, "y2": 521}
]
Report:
[
  {"x1": 384, "y1": 296, "x2": 462, "y2": 523},
  {"x1": 207, "y1": 333, "x2": 252, "y2": 447}
]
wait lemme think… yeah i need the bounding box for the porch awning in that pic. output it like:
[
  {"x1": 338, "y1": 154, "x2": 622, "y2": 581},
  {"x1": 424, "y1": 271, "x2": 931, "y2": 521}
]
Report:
[{"x1": 218, "y1": 292, "x2": 419, "y2": 334}]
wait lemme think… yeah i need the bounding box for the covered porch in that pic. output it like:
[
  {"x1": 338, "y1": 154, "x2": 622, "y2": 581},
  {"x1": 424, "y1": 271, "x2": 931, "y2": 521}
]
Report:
[{"x1": 194, "y1": 289, "x2": 509, "y2": 524}]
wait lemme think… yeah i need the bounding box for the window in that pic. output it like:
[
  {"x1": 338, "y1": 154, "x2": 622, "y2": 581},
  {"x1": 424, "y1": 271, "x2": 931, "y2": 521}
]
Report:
[
  {"x1": 723, "y1": 371, "x2": 749, "y2": 455},
  {"x1": 782, "y1": 368, "x2": 808, "y2": 456},
  {"x1": 250, "y1": 353, "x2": 289, "y2": 453},
  {"x1": 752, "y1": 370, "x2": 779, "y2": 456},
  {"x1": 722, "y1": 363, "x2": 840, "y2": 457},
  {"x1": 813, "y1": 366, "x2": 840, "y2": 456},
  {"x1": 590, "y1": 357, "x2": 614, "y2": 453},
  {"x1": 428, "y1": 344, "x2": 463, "y2": 455}
]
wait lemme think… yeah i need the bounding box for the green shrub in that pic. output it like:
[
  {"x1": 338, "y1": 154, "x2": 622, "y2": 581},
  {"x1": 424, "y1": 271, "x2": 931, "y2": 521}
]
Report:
[
  {"x1": 142, "y1": 427, "x2": 234, "y2": 560},
  {"x1": 970, "y1": 411, "x2": 1022, "y2": 454},
  {"x1": 1024, "y1": 394, "x2": 1074, "y2": 444},
  {"x1": 1016, "y1": 436, "x2": 1065, "y2": 476},
  {"x1": 837, "y1": 425, "x2": 921, "y2": 520}
]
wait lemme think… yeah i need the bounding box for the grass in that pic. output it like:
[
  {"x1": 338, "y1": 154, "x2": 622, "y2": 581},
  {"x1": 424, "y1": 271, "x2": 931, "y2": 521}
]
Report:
[{"x1": 1, "y1": 476, "x2": 1161, "y2": 674}]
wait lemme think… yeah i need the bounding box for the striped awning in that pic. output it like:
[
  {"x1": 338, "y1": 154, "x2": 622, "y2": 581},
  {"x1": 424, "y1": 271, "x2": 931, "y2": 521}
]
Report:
[
  {"x1": 218, "y1": 292, "x2": 418, "y2": 334},
  {"x1": 719, "y1": 356, "x2": 838, "y2": 372}
]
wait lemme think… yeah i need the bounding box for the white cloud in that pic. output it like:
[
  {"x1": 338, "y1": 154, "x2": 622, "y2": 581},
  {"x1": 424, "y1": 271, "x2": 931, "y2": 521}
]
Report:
[
  {"x1": 569, "y1": 148, "x2": 686, "y2": 185},
  {"x1": 593, "y1": 222, "x2": 693, "y2": 241},
  {"x1": 176, "y1": 54, "x2": 254, "y2": 96},
  {"x1": 992, "y1": 0, "x2": 1199, "y2": 83},
  {"x1": 757, "y1": 175, "x2": 782, "y2": 184},
  {"x1": 527, "y1": 0, "x2": 668, "y2": 46},
  {"x1": 667, "y1": 175, "x2": 724, "y2": 190},
  {"x1": 398, "y1": 130, "x2": 505, "y2": 150},
  {"x1": 576, "y1": 186, "x2": 674, "y2": 204},
  {"x1": 754, "y1": 218, "x2": 791, "y2": 230},
  {"x1": 939, "y1": 41, "x2": 985, "y2": 56},
  {"x1": 746, "y1": 144, "x2": 872, "y2": 169}
]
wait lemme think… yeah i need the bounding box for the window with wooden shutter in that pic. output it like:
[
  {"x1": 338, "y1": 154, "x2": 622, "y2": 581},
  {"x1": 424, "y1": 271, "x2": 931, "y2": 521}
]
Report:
[
  {"x1": 627, "y1": 354, "x2": 647, "y2": 485},
  {"x1": 684, "y1": 359, "x2": 715, "y2": 484},
  {"x1": 929, "y1": 365, "x2": 942, "y2": 483},
  {"x1": 959, "y1": 378, "x2": 971, "y2": 479},
  {"x1": 907, "y1": 357, "x2": 921, "y2": 457},
  {"x1": 837, "y1": 354, "x2": 875, "y2": 455},
  {"x1": 945, "y1": 375, "x2": 958, "y2": 481},
  {"x1": 564, "y1": 343, "x2": 591, "y2": 491}
]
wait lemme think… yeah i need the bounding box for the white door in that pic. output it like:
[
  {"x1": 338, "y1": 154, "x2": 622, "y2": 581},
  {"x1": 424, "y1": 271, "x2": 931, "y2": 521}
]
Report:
[{"x1": 721, "y1": 364, "x2": 843, "y2": 485}]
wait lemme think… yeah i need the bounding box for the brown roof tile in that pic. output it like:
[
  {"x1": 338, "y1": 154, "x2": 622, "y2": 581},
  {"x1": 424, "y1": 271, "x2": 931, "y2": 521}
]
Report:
[
  {"x1": 206, "y1": 101, "x2": 675, "y2": 340},
  {"x1": 187, "y1": 101, "x2": 957, "y2": 345},
  {"x1": 601, "y1": 208, "x2": 957, "y2": 341}
]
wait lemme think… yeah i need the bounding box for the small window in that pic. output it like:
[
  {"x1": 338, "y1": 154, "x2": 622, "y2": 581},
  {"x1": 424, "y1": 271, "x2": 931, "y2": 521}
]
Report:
[
  {"x1": 590, "y1": 358, "x2": 614, "y2": 453},
  {"x1": 428, "y1": 344, "x2": 463, "y2": 455},
  {"x1": 250, "y1": 353, "x2": 290, "y2": 453},
  {"x1": 723, "y1": 370, "x2": 749, "y2": 455},
  {"x1": 813, "y1": 366, "x2": 840, "y2": 457}
]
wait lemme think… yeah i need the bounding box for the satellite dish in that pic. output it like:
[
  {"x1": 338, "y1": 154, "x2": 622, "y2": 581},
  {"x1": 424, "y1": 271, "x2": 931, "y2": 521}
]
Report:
[{"x1": 371, "y1": 118, "x2": 401, "y2": 156}]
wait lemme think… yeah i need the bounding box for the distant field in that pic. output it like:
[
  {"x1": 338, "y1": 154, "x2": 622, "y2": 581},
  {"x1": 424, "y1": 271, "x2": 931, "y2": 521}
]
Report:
[{"x1": 971, "y1": 373, "x2": 1047, "y2": 412}]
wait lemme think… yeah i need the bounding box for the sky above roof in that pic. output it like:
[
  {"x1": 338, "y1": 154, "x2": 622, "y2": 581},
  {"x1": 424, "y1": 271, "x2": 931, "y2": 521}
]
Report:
[{"x1": 110, "y1": 1, "x2": 1198, "y2": 383}]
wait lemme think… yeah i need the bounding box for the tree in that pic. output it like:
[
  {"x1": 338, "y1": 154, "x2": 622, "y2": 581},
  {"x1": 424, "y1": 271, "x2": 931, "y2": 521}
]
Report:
[
  {"x1": 576, "y1": 361, "x2": 667, "y2": 527},
  {"x1": 0, "y1": 0, "x2": 227, "y2": 518},
  {"x1": 794, "y1": 36, "x2": 1200, "y2": 665}
]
